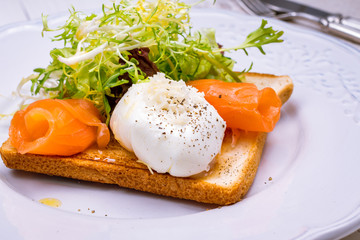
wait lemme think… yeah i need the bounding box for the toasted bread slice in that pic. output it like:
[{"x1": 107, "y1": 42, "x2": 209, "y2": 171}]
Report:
[{"x1": 0, "y1": 73, "x2": 293, "y2": 205}]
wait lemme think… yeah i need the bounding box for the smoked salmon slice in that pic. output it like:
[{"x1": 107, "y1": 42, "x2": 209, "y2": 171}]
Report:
[
  {"x1": 9, "y1": 99, "x2": 110, "y2": 156},
  {"x1": 188, "y1": 79, "x2": 282, "y2": 132}
]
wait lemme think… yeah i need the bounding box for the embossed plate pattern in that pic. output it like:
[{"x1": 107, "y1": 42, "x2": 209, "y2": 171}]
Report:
[{"x1": 0, "y1": 9, "x2": 359, "y2": 240}]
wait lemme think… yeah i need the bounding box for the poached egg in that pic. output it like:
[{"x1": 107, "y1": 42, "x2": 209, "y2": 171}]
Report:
[{"x1": 110, "y1": 73, "x2": 226, "y2": 177}]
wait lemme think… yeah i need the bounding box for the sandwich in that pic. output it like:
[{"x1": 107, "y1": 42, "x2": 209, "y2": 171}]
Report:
[
  {"x1": 1, "y1": 72, "x2": 292, "y2": 205},
  {"x1": 0, "y1": 0, "x2": 293, "y2": 205}
]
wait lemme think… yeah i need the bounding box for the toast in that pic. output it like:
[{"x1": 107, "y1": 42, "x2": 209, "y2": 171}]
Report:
[{"x1": 0, "y1": 73, "x2": 293, "y2": 205}]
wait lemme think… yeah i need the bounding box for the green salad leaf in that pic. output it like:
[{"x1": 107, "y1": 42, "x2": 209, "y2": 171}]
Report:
[{"x1": 20, "y1": 0, "x2": 284, "y2": 123}]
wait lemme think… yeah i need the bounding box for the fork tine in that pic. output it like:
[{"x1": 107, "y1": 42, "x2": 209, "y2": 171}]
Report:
[
  {"x1": 252, "y1": 0, "x2": 275, "y2": 16},
  {"x1": 238, "y1": 0, "x2": 257, "y2": 15},
  {"x1": 238, "y1": 0, "x2": 276, "y2": 17}
]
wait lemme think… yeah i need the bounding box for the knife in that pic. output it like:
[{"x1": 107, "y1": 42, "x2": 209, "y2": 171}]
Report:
[{"x1": 262, "y1": 0, "x2": 360, "y2": 43}]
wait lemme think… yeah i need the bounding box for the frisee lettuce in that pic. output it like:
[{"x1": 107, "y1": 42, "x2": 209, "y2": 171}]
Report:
[{"x1": 20, "y1": 0, "x2": 283, "y2": 124}]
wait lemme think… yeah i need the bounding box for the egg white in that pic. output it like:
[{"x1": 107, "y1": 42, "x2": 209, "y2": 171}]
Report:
[{"x1": 110, "y1": 73, "x2": 226, "y2": 177}]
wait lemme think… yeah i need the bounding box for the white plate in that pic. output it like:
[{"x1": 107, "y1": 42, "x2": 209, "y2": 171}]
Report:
[{"x1": 0, "y1": 8, "x2": 360, "y2": 240}]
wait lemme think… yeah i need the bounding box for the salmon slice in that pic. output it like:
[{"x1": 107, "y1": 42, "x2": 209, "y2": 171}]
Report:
[
  {"x1": 9, "y1": 99, "x2": 110, "y2": 156},
  {"x1": 188, "y1": 80, "x2": 282, "y2": 132}
]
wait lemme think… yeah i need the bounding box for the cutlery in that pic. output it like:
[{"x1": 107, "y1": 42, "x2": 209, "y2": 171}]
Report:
[{"x1": 239, "y1": 0, "x2": 360, "y2": 44}]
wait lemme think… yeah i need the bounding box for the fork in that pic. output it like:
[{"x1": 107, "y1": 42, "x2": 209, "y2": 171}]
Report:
[
  {"x1": 237, "y1": 0, "x2": 360, "y2": 43},
  {"x1": 238, "y1": 0, "x2": 275, "y2": 17},
  {"x1": 237, "y1": 0, "x2": 299, "y2": 20}
]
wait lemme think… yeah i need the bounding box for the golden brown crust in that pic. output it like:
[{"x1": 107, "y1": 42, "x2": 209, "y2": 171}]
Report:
[
  {"x1": 0, "y1": 73, "x2": 293, "y2": 205},
  {"x1": 0, "y1": 132, "x2": 266, "y2": 205}
]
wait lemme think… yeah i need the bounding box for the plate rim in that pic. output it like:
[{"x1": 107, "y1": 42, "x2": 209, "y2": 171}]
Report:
[{"x1": 0, "y1": 7, "x2": 360, "y2": 240}]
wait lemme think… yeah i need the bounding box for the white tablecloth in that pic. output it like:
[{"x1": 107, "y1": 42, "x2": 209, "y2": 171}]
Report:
[{"x1": 1, "y1": 0, "x2": 360, "y2": 239}]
